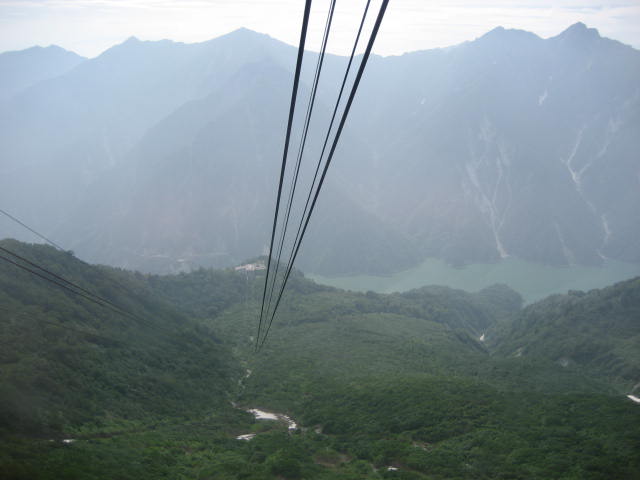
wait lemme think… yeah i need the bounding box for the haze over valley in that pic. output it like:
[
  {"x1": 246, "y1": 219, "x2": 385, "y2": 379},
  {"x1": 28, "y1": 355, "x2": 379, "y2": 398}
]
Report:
[
  {"x1": 2, "y1": 22, "x2": 639, "y2": 300},
  {"x1": 1, "y1": 11, "x2": 640, "y2": 480}
]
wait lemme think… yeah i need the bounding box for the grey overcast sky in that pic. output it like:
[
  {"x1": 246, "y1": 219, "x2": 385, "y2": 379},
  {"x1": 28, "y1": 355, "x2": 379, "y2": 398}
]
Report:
[{"x1": 0, "y1": 0, "x2": 639, "y2": 57}]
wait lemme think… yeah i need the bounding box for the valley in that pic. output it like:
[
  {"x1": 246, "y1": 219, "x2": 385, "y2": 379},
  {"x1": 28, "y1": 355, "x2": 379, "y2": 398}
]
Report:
[
  {"x1": 1, "y1": 17, "x2": 639, "y2": 480},
  {"x1": 1, "y1": 23, "x2": 639, "y2": 275},
  {"x1": 1, "y1": 241, "x2": 639, "y2": 479}
]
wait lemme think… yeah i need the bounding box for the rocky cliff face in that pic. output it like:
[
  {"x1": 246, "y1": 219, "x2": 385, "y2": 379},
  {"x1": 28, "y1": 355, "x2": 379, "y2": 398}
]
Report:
[
  {"x1": 1, "y1": 24, "x2": 638, "y2": 274},
  {"x1": 344, "y1": 22, "x2": 640, "y2": 266}
]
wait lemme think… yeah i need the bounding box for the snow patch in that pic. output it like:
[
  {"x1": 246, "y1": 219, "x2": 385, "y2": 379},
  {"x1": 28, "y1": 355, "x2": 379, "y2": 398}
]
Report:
[
  {"x1": 238, "y1": 368, "x2": 253, "y2": 386},
  {"x1": 465, "y1": 122, "x2": 512, "y2": 259},
  {"x1": 235, "y1": 408, "x2": 298, "y2": 440},
  {"x1": 248, "y1": 409, "x2": 279, "y2": 421},
  {"x1": 554, "y1": 222, "x2": 575, "y2": 265},
  {"x1": 562, "y1": 128, "x2": 585, "y2": 193},
  {"x1": 248, "y1": 409, "x2": 297, "y2": 430},
  {"x1": 597, "y1": 117, "x2": 622, "y2": 158},
  {"x1": 561, "y1": 126, "x2": 612, "y2": 251},
  {"x1": 601, "y1": 214, "x2": 612, "y2": 244},
  {"x1": 598, "y1": 214, "x2": 613, "y2": 259},
  {"x1": 538, "y1": 90, "x2": 548, "y2": 106}
]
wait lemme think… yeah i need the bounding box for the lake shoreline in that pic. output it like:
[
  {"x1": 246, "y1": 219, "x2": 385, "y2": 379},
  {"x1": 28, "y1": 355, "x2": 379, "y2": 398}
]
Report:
[{"x1": 307, "y1": 257, "x2": 640, "y2": 304}]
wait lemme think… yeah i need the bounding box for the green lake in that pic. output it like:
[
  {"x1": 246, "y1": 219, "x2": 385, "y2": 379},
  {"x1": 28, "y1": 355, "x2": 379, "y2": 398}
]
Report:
[{"x1": 307, "y1": 258, "x2": 640, "y2": 304}]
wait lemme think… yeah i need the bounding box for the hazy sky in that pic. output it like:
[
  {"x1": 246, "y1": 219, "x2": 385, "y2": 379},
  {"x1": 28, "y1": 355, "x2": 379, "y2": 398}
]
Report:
[{"x1": 1, "y1": 0, "x2": 639, "y2": 57}]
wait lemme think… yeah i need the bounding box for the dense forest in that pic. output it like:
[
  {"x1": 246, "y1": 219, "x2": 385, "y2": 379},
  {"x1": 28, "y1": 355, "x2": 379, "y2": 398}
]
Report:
[{"x1": 1, "y1": 240, "x2": 639, "y2": 479}]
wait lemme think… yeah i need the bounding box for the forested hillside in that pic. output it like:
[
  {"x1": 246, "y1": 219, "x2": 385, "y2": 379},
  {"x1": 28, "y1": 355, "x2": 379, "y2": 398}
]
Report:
[
  {"x1": 1, "y1": 241, "x2": 639, "y2": 479},
  {"x1": 2, "y1": 3, "x2": 639, "y2": 479},
  {"x1": 497, "y1": 277, "x2": 640, "y2": 387},
  {"x1": 0, "y1": 239, "x2": 239, "y2": 436},
  {"x1": 164, "y1": 263, "x2": 640, "y2": 479}
]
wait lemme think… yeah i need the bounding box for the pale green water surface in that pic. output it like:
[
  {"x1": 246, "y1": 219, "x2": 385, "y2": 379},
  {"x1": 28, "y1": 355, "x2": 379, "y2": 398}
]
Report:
[{"x1": 307, "y1": 258, "x2": 640, "y2": 304}]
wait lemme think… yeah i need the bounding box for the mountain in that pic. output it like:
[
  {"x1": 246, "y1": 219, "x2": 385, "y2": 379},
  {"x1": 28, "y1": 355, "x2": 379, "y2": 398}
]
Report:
[
  {"x1": 1, "y1": 24, "x2": 639, "y2": 275},
  {"x1": 0, "y1": 239, "x2": 239, "y2": 435},
  {"x1": 346, "y1": 22, "x2": 640, "y2": 266},
  {"x1": 149, "y1": 258, "x2": 640, "y2": 479},
  {"x1": 52, "y1": 58, "x2": 415, "y2": 274},
  {"x1": 1, "y1": 240, "x2": 639, "y2": 479},
  {"x1": 0, "y1": 45, "x2": 85, "y2": 103},
  {"x1": 496, "y1": 276, "x2": 640, "y2": 387},
  {"x1": 0, "y1": 30, "x2": 295, "y2": 245}
]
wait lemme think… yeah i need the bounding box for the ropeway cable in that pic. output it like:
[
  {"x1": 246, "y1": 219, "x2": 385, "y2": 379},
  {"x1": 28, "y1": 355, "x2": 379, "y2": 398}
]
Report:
[
  {"x1": 0, "y1": 245, "x2": 141, "y2": 322},
  {"x1": 259, "y1": 0, "x2": 389, "y2": 350},
  {"x1": 281, "y1": 0, "x2": 372, "y2": 295},
  {"x1": 263, "y1": 0, "x2": 337, "y2": 336},
  {"x1": 256, "y1": 0, "x2": 314, "y2": 351},
  {"x1": 0, "y1": 207, "x2": 65, "y2": 251},
  {"x1": 0, "y1": 207, "x2": 154, "y2": 324},
  {"x1": 0, "y1": 249, "x2": 184, "y2": 339},
  {"x1": 0, "y1": 253, "x2": 138, "y2": 321}
]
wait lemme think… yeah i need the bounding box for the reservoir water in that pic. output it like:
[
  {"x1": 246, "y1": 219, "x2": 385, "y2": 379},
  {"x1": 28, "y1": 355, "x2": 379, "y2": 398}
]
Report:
[{"x1": 308, "y1": 257, "x2": 640, "y2": 303}]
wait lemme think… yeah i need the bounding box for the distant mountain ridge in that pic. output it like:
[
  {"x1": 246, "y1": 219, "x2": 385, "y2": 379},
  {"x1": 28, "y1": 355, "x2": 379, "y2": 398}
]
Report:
[
  {"x1": 0, "y1": 45, "x2": 85, "y2": 103},
  {"x1": 0, "y1": 23, "x2": 638, "y2": 275}
]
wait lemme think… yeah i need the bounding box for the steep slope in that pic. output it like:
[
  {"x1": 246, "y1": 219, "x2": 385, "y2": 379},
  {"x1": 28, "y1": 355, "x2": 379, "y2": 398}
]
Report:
[
  {"x1": 145, "y1": 265, "x2": 618, "y2": 398},
  {"x1": 2, "y1": 243, "x2": 639, "y2": 479},
  {"x1": 0, "y1": 45, "x2": 85, "y2": 103},
  {"x1": 0, "y1": 239, "x2": 239, "y2": 436},
  {"x1": 1, "y1": 24, "x2": 639, "y2": 276},
  {"x1": 64, "y1": 24, "x2": 640, "y2": 272},
  {"x1": 346, "y1": 23, "x2": 640, "y2": 266},
  {"x1": 148, "y1": 267, "x2": 640, "y2": 479},
  {"x1": 496, "y1": 276, "x2": 640, "y2": 389},
  {"x1": 57, "y1": 59, "x2": 415, "y2": 274},
  {"x1": 0, "y1": 29, "x2": 297, "y2": 242}
]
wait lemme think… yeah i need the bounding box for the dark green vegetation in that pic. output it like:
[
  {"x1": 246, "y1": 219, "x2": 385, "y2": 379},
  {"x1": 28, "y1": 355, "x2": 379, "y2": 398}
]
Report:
[
  {"x1": 497, "y1": 278, "x2": 640, "y2": 387},
  {"x1": 1, "y1": 241, "x2": 639, "y2": 479},
  {"x1": 0, "y1": 239, "x2": 239, "y2": 436}
]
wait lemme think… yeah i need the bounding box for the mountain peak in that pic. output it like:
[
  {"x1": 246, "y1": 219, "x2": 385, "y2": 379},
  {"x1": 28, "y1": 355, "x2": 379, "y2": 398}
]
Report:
[
  {"x1": 0, "y1": 44, "x2": 82, "y2": 58},
  {"x1": 222, "y1": 27, "x2": 270, "y2": 41},
  {"x1": 475, "y1": 26, "x2": 541, "y2": 46},
  {"x1": 555, "y1": 22, "x2": 601, "y2": 42},
  {"x1": 487, "y1": 26, "x2": 506, "y2": 36},
  {"x1": 123, "y1": 36, "x2": 141, "y2": 44},
  {"x1": 568, "y1": 21, "x2": 588, "y2": 30}
]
